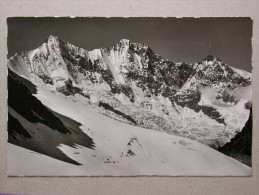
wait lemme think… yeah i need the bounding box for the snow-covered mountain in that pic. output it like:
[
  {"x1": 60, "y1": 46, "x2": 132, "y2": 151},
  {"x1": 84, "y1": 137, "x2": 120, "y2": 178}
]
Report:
[
  {"x1": 8, "y1": 35, "x2": 252, "y2": 148},
  {"x1": 7, "y1": 35, "x2": 252, "y2": 175}
]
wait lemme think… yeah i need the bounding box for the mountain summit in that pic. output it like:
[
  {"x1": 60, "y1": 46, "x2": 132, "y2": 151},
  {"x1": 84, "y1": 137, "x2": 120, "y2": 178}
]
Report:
[{"x1": 8, "y1": 35, "x2": 252, "y2": 148}]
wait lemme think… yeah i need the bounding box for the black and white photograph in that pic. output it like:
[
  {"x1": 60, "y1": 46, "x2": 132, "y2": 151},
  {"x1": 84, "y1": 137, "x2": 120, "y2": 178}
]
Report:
[{"x1": 7, "y1": 17, "x2": 252, "y2": 176}]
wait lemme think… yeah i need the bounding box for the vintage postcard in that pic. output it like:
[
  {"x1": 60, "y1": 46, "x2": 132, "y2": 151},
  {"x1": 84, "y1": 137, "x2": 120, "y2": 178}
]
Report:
[{"x1": 7, "y1": 17, "x2": 252, "y2": 176}]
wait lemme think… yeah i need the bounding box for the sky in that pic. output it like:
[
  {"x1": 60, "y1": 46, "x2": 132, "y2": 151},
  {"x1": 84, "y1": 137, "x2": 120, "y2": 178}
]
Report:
[{"x1": 7, "y1": 17, "x2": 252, "y2": 72}]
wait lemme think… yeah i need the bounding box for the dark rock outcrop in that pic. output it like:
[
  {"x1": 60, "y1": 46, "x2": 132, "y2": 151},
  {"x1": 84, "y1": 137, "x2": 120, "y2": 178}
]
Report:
[
  {"x1": 8, "y1": 70, "x2": 95, "y2": 165},
  {"x1": 218, "y1": 108, "x2": 252, "y2": 166}
]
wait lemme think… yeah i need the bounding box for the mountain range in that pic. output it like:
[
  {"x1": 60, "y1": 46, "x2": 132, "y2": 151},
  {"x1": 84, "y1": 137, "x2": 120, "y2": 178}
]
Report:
[{"x1": 7, "y1": 35, "x2": 252, "y2": 175}]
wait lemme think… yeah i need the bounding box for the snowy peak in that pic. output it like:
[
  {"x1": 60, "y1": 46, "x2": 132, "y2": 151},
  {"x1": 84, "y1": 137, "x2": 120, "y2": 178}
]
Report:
[
  {"x1": 199, "y1": 54, "x2": 251, "y2": 79},
  {"x1": 45, "y1": 35, "x2": 63, "y2": 54},
  {"x1": 193, "y1": 54, "x2": 251, "y2": 88},
  {"x1": 120, "y1": 39, "x2": 130, "y2": 50},
  {"x1": 47, "y1": 35, "x2": 60, "y2": 44},
  {"x1": 203, "y1": 54, "x2": 218, "y2": 62}
]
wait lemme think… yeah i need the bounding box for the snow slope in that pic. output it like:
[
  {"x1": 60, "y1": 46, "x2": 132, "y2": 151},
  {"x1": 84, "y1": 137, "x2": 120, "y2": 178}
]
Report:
[
  {"x1": 8, "y1": 85, "x2": 251, "y2": 176},
  {"x1": 100, "y1": 48, "x2": 124, "y2": 84}
]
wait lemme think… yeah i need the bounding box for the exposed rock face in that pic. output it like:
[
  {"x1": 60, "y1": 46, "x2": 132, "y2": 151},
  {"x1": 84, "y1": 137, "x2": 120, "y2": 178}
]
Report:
[
  {"x1": 8, "y1": 70, "x2": 95, "y2": 165},
  {"x1": 8, "y1": 35, "x2": 252, "y2": 148},
  {"x1": 218, "y1": 108, "x2": 252, "y2": 166}
]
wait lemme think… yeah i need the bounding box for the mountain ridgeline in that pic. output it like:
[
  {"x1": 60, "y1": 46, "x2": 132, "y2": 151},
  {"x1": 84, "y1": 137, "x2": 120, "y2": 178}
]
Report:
[{"x1": 8, "y1": 35, "x2": 252, "y2": 149}]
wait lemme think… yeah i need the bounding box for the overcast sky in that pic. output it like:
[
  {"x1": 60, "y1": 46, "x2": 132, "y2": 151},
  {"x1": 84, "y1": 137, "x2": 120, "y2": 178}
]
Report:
[{"x1": 7, "y1": 17, "x2": 252, "y2": 72}]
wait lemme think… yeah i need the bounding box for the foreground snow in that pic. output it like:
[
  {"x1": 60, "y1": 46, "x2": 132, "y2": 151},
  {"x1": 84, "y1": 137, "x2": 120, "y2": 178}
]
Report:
[{"x1": 8, "y1": 86, "x2": 251, "y2": 176}]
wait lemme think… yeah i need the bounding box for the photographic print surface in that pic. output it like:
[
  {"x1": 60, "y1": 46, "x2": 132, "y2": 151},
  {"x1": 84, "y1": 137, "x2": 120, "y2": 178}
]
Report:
[{"x1": 7, "y1": 17, "x2": 252, "y2": 176}]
